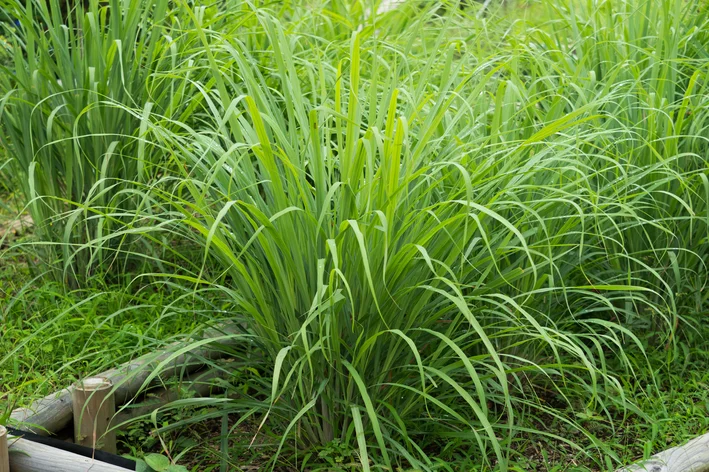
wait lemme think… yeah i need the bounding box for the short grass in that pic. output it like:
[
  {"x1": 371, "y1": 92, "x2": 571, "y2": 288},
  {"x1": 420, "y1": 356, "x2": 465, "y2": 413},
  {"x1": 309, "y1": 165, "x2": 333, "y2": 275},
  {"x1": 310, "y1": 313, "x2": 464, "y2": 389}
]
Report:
[{"x1": 0, "y1": 236, "x2": 215, "y2": 419}]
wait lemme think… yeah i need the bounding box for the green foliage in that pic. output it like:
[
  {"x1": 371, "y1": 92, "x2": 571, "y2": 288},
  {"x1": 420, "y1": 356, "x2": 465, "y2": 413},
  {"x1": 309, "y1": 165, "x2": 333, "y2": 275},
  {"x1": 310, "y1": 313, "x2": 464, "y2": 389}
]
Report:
[
  {"x1": 141, "y1": 453, "x2": 187, "y2": 472},
  {"x1": 318, "y1": 439, "x2": 356, "y2": 469},
  {"x1": 0, "y1": 0, "x2": 708, "y2": 471},
  {"x1": 0, "y1": 0, "x2": 222, "y2": 284},
  {"x1": 0, "y1": 263, "x2": 214, "y2": 417},
  {"x1": 100, "y1": 0, "x2": 707, "y2": 469},
  {"x1": 124, "y1": 453, "x2": 188, "y2": 472}
]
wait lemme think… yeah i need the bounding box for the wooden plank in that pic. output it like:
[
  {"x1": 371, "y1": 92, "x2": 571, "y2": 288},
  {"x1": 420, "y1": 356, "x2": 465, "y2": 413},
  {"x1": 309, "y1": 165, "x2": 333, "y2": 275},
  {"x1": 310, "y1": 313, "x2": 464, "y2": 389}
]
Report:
[
  {"x1": 7, "y1": 435, "x2": 132, "y2": 472},
  {"x1": 10, "y1": 324, "x2": 238, "y2": 434},
  {"x1": 618, "y1": 431, "x2": 709, "y2": 472}
]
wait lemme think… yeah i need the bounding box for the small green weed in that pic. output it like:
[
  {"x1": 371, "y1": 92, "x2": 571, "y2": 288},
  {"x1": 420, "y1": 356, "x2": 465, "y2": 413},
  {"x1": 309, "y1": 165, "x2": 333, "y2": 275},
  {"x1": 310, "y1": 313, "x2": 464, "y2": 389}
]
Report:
[{"x1": 133, "y1": 453, "x2": 188, "y2": 472}]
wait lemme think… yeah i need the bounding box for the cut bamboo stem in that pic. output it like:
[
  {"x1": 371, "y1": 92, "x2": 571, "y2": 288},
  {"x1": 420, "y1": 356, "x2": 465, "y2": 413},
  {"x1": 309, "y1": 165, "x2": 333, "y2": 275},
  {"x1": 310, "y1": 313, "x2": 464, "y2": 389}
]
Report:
[
  {"x1": 0, "y1": 426, "x2": 9, "y2": 472},
  {"x1": 71, "y1": 377, "x2": 116, "y2": 454}
]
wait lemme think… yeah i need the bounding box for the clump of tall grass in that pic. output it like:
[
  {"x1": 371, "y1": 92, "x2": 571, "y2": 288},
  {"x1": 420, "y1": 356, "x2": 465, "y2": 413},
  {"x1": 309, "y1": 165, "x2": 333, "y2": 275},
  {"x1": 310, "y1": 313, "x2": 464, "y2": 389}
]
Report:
[
  {"x1": 5, "y1": 0, "x2": 709, "y2": 470},
  {"x1": 0, "y1": 0, "x2": 227, "y2": 284},
  {"x1": 77, "y1": 0, "x2": 706, "y2": 469}
]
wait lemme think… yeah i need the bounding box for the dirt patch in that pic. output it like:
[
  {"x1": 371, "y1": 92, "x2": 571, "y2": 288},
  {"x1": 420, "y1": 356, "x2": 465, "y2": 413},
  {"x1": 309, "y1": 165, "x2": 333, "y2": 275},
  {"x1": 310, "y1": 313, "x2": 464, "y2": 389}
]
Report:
[{"x1": 0, "y1": 213, "x2": 32, "y2": 246}]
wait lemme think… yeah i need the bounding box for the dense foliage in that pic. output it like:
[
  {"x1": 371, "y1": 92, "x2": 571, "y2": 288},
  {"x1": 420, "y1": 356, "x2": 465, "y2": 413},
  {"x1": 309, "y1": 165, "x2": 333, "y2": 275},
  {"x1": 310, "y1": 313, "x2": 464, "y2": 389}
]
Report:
[{"x1": 0, "y1": 0, "x2": 708, "y2": 470}]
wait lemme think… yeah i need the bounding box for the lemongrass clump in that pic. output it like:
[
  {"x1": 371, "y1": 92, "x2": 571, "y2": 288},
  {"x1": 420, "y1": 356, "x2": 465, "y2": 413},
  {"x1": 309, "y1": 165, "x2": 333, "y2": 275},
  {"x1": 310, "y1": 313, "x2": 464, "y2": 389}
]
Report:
[
  {"x1": 3, "y1": 0, "x2": 708, "y2": 470},
  {"x1": 91, "y1": 0, "x2": 706, "y2": 469}
]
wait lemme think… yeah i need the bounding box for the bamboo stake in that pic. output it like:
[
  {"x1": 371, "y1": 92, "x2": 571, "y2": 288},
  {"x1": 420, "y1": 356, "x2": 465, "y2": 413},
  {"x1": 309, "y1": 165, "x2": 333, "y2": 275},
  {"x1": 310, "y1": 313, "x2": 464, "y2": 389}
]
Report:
[
  {"x1": 0, "y1": 426, "x2": 9, "y2": 472},
  {"x1": 71, "y1": 377, "x2": 116, "y2": 454}
]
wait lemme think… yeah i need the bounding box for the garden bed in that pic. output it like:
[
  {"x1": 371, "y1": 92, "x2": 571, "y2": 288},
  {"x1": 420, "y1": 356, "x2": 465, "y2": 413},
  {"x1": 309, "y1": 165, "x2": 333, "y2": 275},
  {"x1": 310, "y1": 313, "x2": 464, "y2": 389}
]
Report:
[{"x1": 1, "y1": 0, "x2": 708, "y2": 470}]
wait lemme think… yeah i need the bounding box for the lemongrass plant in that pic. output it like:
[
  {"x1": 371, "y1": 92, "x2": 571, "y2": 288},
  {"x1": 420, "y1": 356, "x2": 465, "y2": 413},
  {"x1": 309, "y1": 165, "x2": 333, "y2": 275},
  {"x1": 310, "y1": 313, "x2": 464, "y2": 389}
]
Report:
[
  {"x1": 77, "y1": 0, "x2": 706, "y2": 469},
  {"x1": 6, "y1": 0, "x2": 708, "y2": 470},
  {"x1": 0, "y1": 0, "x2": 228, "y2": 284}
]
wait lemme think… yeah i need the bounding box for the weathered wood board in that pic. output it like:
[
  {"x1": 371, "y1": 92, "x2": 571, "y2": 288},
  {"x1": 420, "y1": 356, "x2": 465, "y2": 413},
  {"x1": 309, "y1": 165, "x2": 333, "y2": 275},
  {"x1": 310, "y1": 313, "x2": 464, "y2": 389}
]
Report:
[
  {"x1": 618, "y1": 432, "x2": 709, "y2": 472},
  {"x1": 7, "y1": 435, "x2": 132, "y2": 472}
]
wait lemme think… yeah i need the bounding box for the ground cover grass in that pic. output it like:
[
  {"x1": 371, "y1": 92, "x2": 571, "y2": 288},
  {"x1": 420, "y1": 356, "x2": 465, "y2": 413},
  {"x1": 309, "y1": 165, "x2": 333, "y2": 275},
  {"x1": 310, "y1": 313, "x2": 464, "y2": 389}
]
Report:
[
  {"x1": 0, "y1": 0, "x2": 707, "y2": 471},
  {"x1": 0, "y1": 253, "x2": 217, "y2": 418}
]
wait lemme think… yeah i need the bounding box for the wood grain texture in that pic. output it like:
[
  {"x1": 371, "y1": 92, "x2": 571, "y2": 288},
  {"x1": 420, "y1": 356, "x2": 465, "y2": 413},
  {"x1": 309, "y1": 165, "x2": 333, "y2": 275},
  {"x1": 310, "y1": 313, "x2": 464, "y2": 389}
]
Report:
[
  {"x1": 0, "y1": 426, "x2": 9, "y2": 472},
  {"x1": 618, "y1": 431, "x2": 709, "y2": 472},
  {"x1": 10, "y1": 324, "x2": 238, "y2": 434},
  {"x1": 9, "y1": 388, "x2": 73, "y2": 435},
  {"x1": 7, "y1": 436, "x2": 132, "y2": 472},
  {"x1": 72, "y1": 378, "x2": 116, "y2": 454}
]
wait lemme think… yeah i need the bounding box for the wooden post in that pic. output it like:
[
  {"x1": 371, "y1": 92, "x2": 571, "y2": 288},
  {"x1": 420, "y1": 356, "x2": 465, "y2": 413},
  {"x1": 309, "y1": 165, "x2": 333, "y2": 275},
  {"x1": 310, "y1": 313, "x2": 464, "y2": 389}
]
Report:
[
  {"x1": 72, "y1": 377, "x2": 117, "y2": 454},
  {"x1": 0, "y1": 426, "x2": 9, "y2": 472}
]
